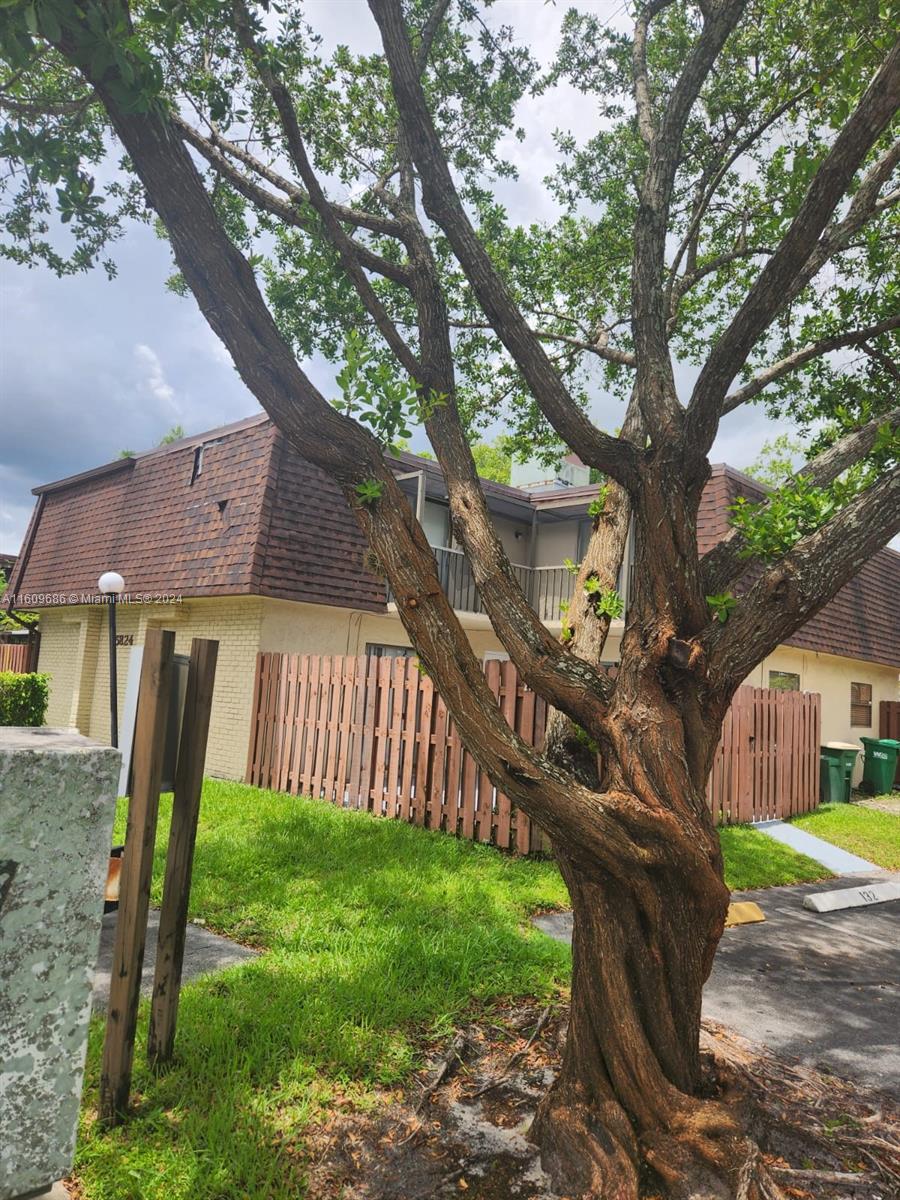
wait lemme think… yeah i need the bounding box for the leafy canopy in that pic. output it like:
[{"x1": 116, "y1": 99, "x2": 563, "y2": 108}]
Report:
[{"x1": 0, "y1": 0, "x2": 897, "y2": 551}]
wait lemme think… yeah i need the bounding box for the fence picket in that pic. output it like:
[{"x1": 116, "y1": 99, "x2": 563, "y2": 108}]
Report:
[
  {"x1": 428, "y1": 693, "x2": 448, "y2": 830},
  {"x1": 880, "y1": 701, "x2": 900, "y2": 787},
  {"x1": 245, "y1": 652, "x2": 264, "y2": 785},
  {"x1": 292, "y1": 657, "x2": 314, "y2": 796},
  {"x1": 494, "y1": 662, "x2": 517, "y2": 850},
  {"x1": 477, "y1": 660, "x2": 502, "y2": 845},
  {"x1": 258, "y1": 654, "x2": 278, "y2": 789},
  {"x1": 514, "y1": 684, "x2": 536, "y2": 854},
  {"x1": 334, "y1": 658, "x2": 355, "y2": 808},
  {"x1": 385, "y1": 658, "x2": 405, "y2": 816},
  {"x1": 413, "y1": 674, "x2": 434, "y2": 826},
  {"x1": 444, "y1": 713, "x2": 463, "y2": 835},
  {"x1": 371, "y1": 658, "x2": 391, "y2": 813},
  {"x1": 0, "y1": 641, "x2": 37, "y2": 673}
]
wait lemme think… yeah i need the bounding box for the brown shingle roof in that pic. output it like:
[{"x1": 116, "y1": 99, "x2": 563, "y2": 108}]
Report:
[
  {"x1": 7, "y1": 415, "x2": 385, "y2": 613},
  {"x1": 8, "y1": 424, "x2": 899, "y2": 667},
  {"x1": 10, "y1": 419, "x2": 275, "y2": 601},
  {"x1": 699, "y1": 464, "x2": 900, "y2": 670},
  {"x1": 258, "y1": 432, "x2": 386, "y2": 611}
]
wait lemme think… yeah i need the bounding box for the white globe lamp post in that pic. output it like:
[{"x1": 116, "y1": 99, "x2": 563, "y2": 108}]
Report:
[{"x1": 98, "y1": 571, "x2": 125, "y2": 747}]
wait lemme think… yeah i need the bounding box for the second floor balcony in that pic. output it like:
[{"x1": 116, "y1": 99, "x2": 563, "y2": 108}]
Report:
[
  {"x1": 432, "y1": 545, "x2": 576, "y2": 623},
  {"x1": 391, "y1": 452, "x2": 628, "y2": 625}
]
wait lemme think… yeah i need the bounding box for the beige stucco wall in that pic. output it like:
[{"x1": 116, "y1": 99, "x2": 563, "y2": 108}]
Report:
[
  {"x1": 449, "y1": 513, "x2": 531, "y2": 565},
  {"x1": 259, "y1": 597, "x2": 508, "y2": 662},
  {"x1": 533, "y1": 520, "x2": 579, "y2": 568},
  {"x1": 743, "y1": 646, "x2": 899, "y2": 783},
  {"x1": 39, "y1": 610, "x2": 90, "y2": 729}
]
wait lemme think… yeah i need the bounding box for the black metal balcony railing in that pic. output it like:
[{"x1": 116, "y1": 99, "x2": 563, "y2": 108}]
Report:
[{"x1": 429, "y1": 545, "x2": 575, "y2": 621}]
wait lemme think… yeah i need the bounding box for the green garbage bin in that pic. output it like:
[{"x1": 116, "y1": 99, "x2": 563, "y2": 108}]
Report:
[
  {"x1": 859, "y1": 737, "x2": 900, "y2": 795},
  {"x1": 819, "y1": 742, "x2": 859, "y2": 803}
]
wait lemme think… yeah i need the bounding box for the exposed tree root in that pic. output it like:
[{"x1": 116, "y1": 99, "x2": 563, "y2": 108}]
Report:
[
  {"x1": 531, "y1": 1078, "x2": 641, "y2": 1199},
  {"x1": 534, "y1": 1079, "x2": 787, "y2": 1200},
  {"x1": 299, "y1": 1002, "x2": 897, "y2": 1200}
]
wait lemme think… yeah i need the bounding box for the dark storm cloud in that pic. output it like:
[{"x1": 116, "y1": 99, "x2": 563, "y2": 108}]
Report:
[{"x1": 0, "y1": 223, "x2": 261, "y2": 552}]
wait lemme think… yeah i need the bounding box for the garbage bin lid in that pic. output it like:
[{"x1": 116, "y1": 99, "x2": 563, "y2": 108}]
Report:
[{"x1": 823, "y1": 741, "x2": 860, "y2": 751}]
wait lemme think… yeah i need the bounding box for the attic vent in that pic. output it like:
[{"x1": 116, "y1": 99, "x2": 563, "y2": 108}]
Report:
[
  {"x1": 217, "y1": 498, "x2": 228, "y2": 513},
  {"x1": 191, "y1": 445, "x2": 204, "y2": 484}
]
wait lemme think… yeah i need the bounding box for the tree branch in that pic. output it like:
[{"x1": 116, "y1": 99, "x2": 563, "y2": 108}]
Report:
[
  {"x1": 721, "y1": 314, "x2": 900, "y2": 412},
  {"x1": 368, "y1": 0, "x2": 641, "y2": 489},
  {"x1": 180, "y1": 114, "x2": 404, "y2": 237},
  {"x1": 174, "y1": 115, "x2": 413, "y2": 287},
  {"x1": 416, "y1": 0, "x2": 451, "y2": 71},
  {"x1": 665, "y1": 84, "x2": 815, "y2": 298},
  {"x1": 53, "y1": 20, "x2": 683, "y2": 879},
  {"x1": 701, "y1": 403, "x2": 900, "y2": 594},
  {"x1": 630, "y1": 0, "x2": 747, "y2": 433},
  {"x1": 448, "y1": 318, "x2": 637, "y2": 367},
  {"x1": 667, "y1": 245, "x2": 773, "y2": 327},
  {"x1": 632, "y1": 1, "x2": 674, "y2": 149},
  {"x1": 224, "y1": 2, "x2": 620, "y2": 721},
  {"x1": 757, "y1": 139, "x2": 900, "y2": 323},
  {"x1": 380, "y1": 176, "x2": 623, "y2": 721},
  {"x1": 704, "y1": 468, "x2": 900, "y2": 687},
  {"x1": 685, "y1": 41, "x2": 900, "y2": 457},
  {"x1": 231, "y1": 0, "x2": 422, "y2": 379},
  {"x1": 862, "y1": 339, "x2": 900, "y2": 382}
]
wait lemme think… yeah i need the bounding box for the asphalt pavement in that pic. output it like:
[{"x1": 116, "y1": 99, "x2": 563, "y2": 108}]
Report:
[{"x1": 534, "y1": 874, "x2": 900, "y2": 1096}]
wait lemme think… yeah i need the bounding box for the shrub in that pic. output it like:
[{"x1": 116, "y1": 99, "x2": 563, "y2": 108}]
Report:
[{"x1": 0, "y1": 672, "x2": 49, "y2": 726}]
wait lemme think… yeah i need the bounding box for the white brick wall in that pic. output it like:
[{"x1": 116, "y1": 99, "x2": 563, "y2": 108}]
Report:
[{"x1": 36, "y1": 597, "x2": 263, "y2": 781}]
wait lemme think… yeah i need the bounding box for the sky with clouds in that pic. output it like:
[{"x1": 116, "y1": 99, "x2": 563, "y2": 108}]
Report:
[{"x1": 0, "y1": 0, "x2": 799, "y2": 554}]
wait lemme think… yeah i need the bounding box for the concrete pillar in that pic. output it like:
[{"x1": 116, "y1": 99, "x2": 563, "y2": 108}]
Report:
[{"x1": 0, "y1": 728, "x2": 120, "y2": 1200}]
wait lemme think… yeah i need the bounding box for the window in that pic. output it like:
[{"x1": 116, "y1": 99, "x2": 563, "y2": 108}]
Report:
[
  {"x1": 420, "y1": 500, "x2": 449, "y2": 550},
  {"x1": 851, "y1": 682, "x2": 872, "y2": 727},
  {"x1": 365, "y1": 643, "x2": 415, "y2": 659},
  {"x1": 768, "y1": 670, "x2": 800, "y2": 692}
]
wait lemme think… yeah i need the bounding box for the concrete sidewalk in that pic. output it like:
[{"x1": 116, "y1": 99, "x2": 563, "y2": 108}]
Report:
[
  {"x1": 92, "y1": 909, "x2": 257, "y2": 1012},
  {"x1": 534, "y1": 874, "x2": 900, "y2": 1095},
  {"x1": 754, "y1": 818, "x2": 877, "y2": 873}
]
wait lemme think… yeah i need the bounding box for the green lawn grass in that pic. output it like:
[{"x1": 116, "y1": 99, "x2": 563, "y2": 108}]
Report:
[
  {"x1": 74, "y1": 781, "x2": 829, "y2": 1199},
  {"x1": 792, "y1": 802, "x2": 900, "y2": 870},
  {"x1": 76, "y1": 781, "x2": 571, "y2": 1200},
  {"x1": 718, "y1": 823, "x2": 831, "y2": 890}
]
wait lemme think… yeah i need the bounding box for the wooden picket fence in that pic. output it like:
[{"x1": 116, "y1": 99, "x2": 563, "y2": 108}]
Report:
[
  {"x1": 0, "y1": 640, "x2": 37, "y2": 673},
  {"x1": 879, "y1": 701, "x2": 900, "y2": 788},
  {"x1": 707, "y1": 686, "x2": 820, "y2": 824},
  {"x1": 246, "y1": 654, "x2": 821, "y2": 850}
]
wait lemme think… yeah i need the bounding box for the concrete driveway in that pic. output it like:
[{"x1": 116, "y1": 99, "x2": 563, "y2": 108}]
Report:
[{"x1": 534, "y1": 874, "x2": 900, "y2": 1096}]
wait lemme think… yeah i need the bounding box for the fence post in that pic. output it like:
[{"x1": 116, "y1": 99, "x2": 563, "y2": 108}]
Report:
[
  {"x1": 99, "y1": 626, "x2": 175, "y2": 1126},
  {"x1": 147, "y1": 637, "x2": 219, "y2": 1069}
]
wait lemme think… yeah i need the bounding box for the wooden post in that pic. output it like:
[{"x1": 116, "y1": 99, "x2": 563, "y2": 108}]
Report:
[
  {"x1": 147, "y1": 637, "x2": 218, "y2": 1068},
  {"x1": 99, "y1": 626, "x2": 175, "y2": 1126}
]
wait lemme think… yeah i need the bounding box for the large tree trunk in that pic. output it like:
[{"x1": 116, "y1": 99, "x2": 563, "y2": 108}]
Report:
[{"x1": 531, "y1": 729, "x2": 782, "y2": 1199}]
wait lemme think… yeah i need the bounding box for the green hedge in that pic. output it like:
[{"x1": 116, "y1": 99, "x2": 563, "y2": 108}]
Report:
[{"x1": 0, "y1": 672, "x2": 49, "y2": 726}]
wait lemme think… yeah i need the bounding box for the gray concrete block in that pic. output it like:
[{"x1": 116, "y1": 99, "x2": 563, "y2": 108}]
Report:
[
  {"x1": 802, "y1": 881, "x2": 900, "y2": 912},
  {"x1": 0, "y1": 728, "x2": 120, "y2": 1200}
]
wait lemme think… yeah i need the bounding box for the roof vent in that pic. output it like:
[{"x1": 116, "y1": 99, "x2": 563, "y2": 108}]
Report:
[{"x1": 190, "y1": 445, "x2": 204, "y2": 484}]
